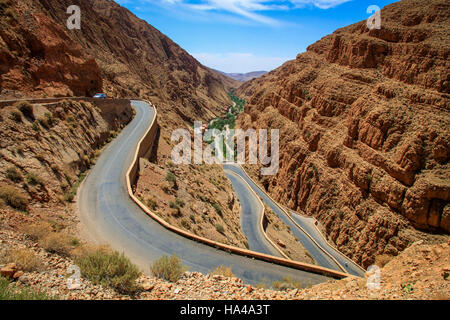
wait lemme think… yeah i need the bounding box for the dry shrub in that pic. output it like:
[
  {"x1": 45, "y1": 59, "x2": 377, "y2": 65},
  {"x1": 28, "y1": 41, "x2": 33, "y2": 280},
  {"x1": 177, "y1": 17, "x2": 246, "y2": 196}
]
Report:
[
  {"x1": 151, "y1": 254, "x2": 187, "y2": 283},
  {"x1": 272, "y1": 277, "x2": 302, "y2": 291},
  {"x1": 215, "y1": 223, "x2": 225, "y2": 234},
  {"x1": 210, "y1": 266, "x2": 234, "y2": 278},
  {"x1": 0, "y1": 184, "x2": 28, "y2": 211},
  {"x1": 39, "y1": 232, "x2": 73, "y2": 257},
  {"x1": 21, "y1": 222, "x2": 52, "y2": 242},
  {"x1": 1, "y1": 248, "x2": 44, "y2": 272},
  {"x1": 26, "y1": 173, "x2": 44, "y2": 187},
  {"x1": 180, "y1": 219, "x2": 191, "y2": 230},
  {"x1": 6, "y1": 167, "x2": 22, "y2": 183},
  {"x1": 76, "y1": 248, "x2": 141, "y2": 295},
  {"x1": 9, "y1": 110, "x2": 22, "y2": 122},
  {"x1": 0, "y1": 247, "x2": 8, "y2": 264},
  {"x1": 146, "y1": 196, "x2": 158, "y2": 211},
  {"x1": 255, "y1": 283, "x2": 267, "y2": 289},
  {"x1": 71, "y1": 244, "x2": 111, "y2": 261}
]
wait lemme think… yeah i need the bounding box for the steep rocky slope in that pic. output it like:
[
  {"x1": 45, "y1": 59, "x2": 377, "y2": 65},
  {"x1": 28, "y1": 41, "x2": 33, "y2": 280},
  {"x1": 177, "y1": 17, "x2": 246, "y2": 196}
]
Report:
[
  {"x1": 0, "y1": 99, "x2": 132, "y2": 233},
  {"x1": 237, "y1": 0, "x2": 449, "y2": 267}
]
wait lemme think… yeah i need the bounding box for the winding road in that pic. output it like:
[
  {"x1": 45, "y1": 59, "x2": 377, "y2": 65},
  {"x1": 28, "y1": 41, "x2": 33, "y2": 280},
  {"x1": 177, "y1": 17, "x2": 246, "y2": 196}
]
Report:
[
  {"x1": 224, "y1": 170, "x2": 282, "y2": 257},
  {"x1": 223, "y1": 164, "x2": 365, "y2": 277},
  {"x1": 289, "y1": 212, "x2": 365, "y2": 276},
  {"x1": 77, "y1": 100, "x2": 333, "y2": 286}
]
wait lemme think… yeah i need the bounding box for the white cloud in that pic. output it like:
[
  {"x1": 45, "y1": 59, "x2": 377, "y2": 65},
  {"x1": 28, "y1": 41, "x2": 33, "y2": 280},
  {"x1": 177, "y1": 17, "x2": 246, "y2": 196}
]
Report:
[
  {"x1": 290, "y1": 0, "x2": 352, "y2": 9},
  {"x1": 161, "y1": 0, "x2": 352, "y2": 24},
  {"x1": 192, "y1": 52, "x2": 290, "y2": 73}
]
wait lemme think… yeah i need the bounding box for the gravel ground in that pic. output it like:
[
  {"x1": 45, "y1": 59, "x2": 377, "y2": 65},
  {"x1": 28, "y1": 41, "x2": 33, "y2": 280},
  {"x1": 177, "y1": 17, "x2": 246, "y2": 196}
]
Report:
[{"x1": 1, "y1": 229, "x2": 448, "y2": 300}]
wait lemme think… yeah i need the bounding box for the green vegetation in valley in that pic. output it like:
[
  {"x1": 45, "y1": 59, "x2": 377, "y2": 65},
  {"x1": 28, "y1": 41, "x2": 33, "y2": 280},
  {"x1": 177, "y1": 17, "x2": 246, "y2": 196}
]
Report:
[
  {"x1": 228, "y1": 90, "x2": 245, "y2": 113},
  {"x1": 209, "y1": 112, "x2": 237, "y2": 132},
  {"x1": 207, "y1": 91, "x2": 246, "y2": 160},
  {"x1": 208, "y1": 90, "x2": 246, "y2": 132}
]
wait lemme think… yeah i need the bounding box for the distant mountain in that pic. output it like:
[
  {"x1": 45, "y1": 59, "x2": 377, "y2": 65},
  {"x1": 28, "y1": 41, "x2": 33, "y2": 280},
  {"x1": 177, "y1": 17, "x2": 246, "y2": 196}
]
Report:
[{"x1": 218, "y1": 71, "x2": 267, "y2": 82}]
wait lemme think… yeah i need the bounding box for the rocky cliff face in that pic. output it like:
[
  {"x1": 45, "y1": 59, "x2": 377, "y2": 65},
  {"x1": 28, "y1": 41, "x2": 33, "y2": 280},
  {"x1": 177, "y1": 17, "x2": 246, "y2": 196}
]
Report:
[
  {"x1": 0, "y1": 0, "x2": 102, "y2": 97},
  {"x1": 237, "y1": 0, "x2": 449, "y2": 267}
]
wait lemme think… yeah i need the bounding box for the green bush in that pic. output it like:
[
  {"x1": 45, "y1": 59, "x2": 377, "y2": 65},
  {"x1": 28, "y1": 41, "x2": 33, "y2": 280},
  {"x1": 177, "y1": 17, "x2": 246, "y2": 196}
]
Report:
[
  {"x1": 6, "y1": 167, "x2": 22, "y2": 183},
  {"x1": 0, "y1": 185, "x2": 28, "y2": 211},
  {"x1": 166, "y1": 172, "x2": 176, "y2": 185},
  {"x1": 15, "y1": 101, "x2": 33, "y2": 119},
  {"x1": 146, "y1": 197, "x2": 158, "y2": 211},
  {"x1": 76, "y1": 250, "x2": 141, "y2": 295},
  {"x1": 32, "y1": 121, "x2": 40, "y2": 131},
  {"x1": 26, "y1": 172, "x2": 43, "y2": 186},
  {"x1": 63, "y1": 192, "x2": 75, "y2": 203},
  {"x1": 215, "y1": 223, "x2": 225, "y2": 234},
  {"x1": 151, "y1": 254, "x2": 187, "y2": 283},
  {"x1": 63, "y1": 173, "x2": 86, "y2": 203},
  {"x1": 169, "y1": 201, "x2": 179, "y2": 210},
  {"x1": 0, "y1": 276, "x2": 55, "y2": 300},
  {"x1": 212, "y1": 203, "x2": 222, "y2": 216},
  {"x1": 175, "y1": 198, "x2": 185, "y2": 208}
]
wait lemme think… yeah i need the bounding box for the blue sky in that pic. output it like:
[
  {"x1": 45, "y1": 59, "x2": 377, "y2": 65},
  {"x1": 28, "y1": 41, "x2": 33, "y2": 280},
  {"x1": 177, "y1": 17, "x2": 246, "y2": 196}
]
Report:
[{"x1": 115, "y1": 0, "x2": 398, "y2": 73}]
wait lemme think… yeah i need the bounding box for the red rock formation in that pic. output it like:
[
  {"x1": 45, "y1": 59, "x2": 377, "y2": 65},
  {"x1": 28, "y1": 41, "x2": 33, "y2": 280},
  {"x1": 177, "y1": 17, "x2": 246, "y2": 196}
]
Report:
[
  {"x1": 0, "y1": 0, "x2": 102, "y2": 97},
  {"x1": 237, "y1": 0, "x2": 449, "y2": 267}
]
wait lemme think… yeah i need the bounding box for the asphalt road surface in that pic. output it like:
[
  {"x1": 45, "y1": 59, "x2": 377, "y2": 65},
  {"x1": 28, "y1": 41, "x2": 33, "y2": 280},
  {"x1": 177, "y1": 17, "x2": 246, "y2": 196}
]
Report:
[
  {"x1": 224, "y1": 170, "x2": 282, "y2": 257},
  {"x1": 290, "y1": 212, "x2": 365, "y2": 276},
  {"x1": 222, "y1": 164, "x2": 365, "y2": 277},
  {"x1": 78, "y1": 100, "x2": 333, "y2": 286}
]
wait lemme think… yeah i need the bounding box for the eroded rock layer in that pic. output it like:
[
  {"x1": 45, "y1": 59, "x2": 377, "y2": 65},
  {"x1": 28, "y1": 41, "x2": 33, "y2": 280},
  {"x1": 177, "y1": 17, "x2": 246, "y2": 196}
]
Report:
[{"x1": 237, "y1": 0, "x2": 449, "y2": 267}]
